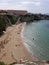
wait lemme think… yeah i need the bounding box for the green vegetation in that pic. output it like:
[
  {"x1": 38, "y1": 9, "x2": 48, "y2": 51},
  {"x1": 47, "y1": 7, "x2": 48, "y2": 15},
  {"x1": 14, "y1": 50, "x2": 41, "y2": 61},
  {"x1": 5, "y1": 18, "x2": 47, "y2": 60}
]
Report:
[
  {"x1": 0, "y1": 61, "x2": 17, "y2": 65},
  {"x1": 0, "y1": 12, "x2": 49, "y2": 36},
  {"x1": 0, "y1": 16, "x2": 6, "y2": 36},
  {"x1": 0, "y1": 61, "x2": 6, "y2": 65},
  {"x1": 20, "y1": 13, "x2": 49, "y2": 22},
  {"x1": 0, "y1": 14, "x2": 20, "y2": 36},
  {"x1": 9, "y1": 62, "x2": 17, "y2": 65},
  {"x1": 6, "y1": 15, "x2": 20, "y2": 24},
  {"x1": 6, "y1": 15, "x2": 16, "y2": 24}
]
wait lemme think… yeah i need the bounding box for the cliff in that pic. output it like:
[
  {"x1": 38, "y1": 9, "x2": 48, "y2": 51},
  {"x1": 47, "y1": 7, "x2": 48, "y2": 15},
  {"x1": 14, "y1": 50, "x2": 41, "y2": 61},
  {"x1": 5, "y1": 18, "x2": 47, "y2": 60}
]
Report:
[{"x1": 0, "y1": 10, "x2": 49, "y2": 36}]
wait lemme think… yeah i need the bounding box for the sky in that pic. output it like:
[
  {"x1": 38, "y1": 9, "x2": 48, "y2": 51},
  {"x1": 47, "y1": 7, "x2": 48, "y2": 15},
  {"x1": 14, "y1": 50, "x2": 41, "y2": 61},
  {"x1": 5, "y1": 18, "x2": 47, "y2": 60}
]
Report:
[{"x1": 0, "y1": 0, "x2": 49, "y2": 14}]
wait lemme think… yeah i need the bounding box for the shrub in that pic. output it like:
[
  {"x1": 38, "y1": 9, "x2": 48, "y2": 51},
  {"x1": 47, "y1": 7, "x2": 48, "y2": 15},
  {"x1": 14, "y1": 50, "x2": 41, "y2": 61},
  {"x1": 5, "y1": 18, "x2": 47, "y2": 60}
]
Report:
[
  {"x1": 9, "y1": 62, "x2": 17, "y2": 65},
  {"x1": 0, "y1": 61, "x2": 6, "y2": 65}
]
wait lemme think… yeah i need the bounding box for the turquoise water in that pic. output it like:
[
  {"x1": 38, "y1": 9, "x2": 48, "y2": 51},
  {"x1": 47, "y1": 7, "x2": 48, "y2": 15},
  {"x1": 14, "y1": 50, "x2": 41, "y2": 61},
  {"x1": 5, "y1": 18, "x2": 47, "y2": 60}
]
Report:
[{"x1": 23, "y1": 20, "x2": 49, "y2": 60}]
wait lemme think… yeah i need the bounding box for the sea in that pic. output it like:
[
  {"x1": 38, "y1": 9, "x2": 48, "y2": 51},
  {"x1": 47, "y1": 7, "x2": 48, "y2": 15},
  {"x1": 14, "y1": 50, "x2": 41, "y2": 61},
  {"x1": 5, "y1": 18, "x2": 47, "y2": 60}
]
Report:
[{"x1": 22, "y1": 20, "x2": 49, "y2": 60}]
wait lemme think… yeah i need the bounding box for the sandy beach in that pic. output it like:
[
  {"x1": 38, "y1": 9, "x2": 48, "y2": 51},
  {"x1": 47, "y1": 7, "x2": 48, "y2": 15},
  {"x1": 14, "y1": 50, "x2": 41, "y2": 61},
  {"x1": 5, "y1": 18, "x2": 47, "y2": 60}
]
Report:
[{"x1": 0, "y1": 23, "x2": 33, "y2": 64}]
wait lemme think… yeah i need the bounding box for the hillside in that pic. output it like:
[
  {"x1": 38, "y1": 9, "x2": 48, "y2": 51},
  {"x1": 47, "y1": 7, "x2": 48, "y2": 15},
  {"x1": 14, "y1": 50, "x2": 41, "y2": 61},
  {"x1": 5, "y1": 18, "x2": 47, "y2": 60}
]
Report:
[
  {"x1": 0, "y1": 14, "x2": 20, "y2": 36},
  {"x1": 0, "y1": 10, "x2": 49, "y2": 36}
]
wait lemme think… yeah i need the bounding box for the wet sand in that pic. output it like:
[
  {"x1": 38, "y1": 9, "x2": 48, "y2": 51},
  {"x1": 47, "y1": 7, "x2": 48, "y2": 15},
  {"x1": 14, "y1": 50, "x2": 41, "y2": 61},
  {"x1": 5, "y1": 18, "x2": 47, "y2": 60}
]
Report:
[{"x1": 0, "y1": 23, "x2": 33, "y2": 64}]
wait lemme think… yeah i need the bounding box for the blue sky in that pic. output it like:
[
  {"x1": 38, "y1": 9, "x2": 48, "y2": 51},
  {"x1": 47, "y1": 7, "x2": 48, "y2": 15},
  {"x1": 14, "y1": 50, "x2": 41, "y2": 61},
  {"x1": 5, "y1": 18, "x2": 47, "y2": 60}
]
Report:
[{"x1": 0, "y1": 0, "x2": 49, "y2": 13}]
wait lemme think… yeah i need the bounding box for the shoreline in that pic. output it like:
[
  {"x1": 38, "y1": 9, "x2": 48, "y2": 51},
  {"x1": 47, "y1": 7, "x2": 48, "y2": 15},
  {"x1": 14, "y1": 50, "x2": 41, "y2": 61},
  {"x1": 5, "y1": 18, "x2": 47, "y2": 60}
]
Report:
[
  {"x1": 21, "y1": 22, "x2": 38, "y2": 61},
  {"x1": 0, "y1": 22, "x2": 33, "y2": 64}
]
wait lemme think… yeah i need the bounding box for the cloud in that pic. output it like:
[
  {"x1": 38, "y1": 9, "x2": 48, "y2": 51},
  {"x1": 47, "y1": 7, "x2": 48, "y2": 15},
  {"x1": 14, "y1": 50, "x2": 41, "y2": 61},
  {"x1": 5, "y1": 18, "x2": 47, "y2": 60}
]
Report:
[
  {"x1": 0, "y1": 0, "x2": 49, "y2": 13},
  {"x1": 20, "y1": 1, "x2": 40, "y2": 6},
  {"x1": 0, "y1": 0, "x2": 40, "y2": 7},
  {"x1": 35, "y1": 2, "x2": 40, "y2": 6},
  {"x1": 0, "y1": 0, "x2": 8, "y2": 6}
]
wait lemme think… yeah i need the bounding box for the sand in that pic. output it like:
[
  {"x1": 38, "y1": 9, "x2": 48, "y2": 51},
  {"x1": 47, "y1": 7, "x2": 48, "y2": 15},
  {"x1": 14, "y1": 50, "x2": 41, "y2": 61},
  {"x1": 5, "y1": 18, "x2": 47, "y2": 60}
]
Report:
[{"x1": 0, "y1": 23, "x2": 33, "y2": 64}]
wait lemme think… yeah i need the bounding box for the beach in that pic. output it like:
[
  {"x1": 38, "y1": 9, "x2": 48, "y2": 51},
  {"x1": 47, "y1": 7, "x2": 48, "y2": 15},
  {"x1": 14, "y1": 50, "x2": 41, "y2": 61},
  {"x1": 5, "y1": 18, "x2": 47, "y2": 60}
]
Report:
[{"x1": 0, "y1": 22, "x2": 33, "y2": 64}]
